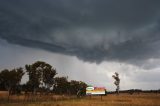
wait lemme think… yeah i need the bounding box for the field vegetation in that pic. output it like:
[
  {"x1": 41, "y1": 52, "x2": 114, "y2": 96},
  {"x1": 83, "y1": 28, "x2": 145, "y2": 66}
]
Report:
[{"x1": 0, "y1": 91, "x2": 160, "y2": 106}]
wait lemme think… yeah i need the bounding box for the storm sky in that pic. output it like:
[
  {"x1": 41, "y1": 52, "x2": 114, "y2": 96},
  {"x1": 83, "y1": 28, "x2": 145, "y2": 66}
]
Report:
[{"x1": 0, "y1": 0, "x2": 160, "y2": 90}]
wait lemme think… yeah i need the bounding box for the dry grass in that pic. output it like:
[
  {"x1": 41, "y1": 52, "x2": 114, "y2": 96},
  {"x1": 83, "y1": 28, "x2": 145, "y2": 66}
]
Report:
[{"x1": 0, "y1": 91, "x2": 160, "y2": 106}]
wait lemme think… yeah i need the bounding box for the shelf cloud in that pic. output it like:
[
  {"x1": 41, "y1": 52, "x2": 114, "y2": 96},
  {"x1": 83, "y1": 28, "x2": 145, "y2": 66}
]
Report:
[{"x1": 1, "y1": 0, "x2": 160, "y2": 67}]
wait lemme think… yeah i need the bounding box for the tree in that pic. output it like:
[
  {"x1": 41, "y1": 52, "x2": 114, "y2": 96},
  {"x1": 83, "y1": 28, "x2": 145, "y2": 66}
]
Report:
[
  {"x1": 53, "y1": 77, "x2": 87, "y2": 96},
  {"x1": 42, "y1": 63, "x2": 57, "y2": 92},
  {"x1": 0, "y1": 68, "x2": 24, "y2": 100},
  {"x1": 69, "y1": 80, "x2": 87, "y2": 97},
  {"x1": 53, "y1": 76, "x2": 69, "y2": 94},
  {"x1": 25, "y1": 61, "x2": 57, "y2": 94},
  {"x1": 112, "y1": 72, "x2": 120, "y2": 95}
]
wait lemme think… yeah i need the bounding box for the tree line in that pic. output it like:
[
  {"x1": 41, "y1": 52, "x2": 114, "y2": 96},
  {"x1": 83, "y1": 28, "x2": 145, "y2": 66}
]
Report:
[{"x1": 0, "y1": 61, "x2": 87, "y2": 97}]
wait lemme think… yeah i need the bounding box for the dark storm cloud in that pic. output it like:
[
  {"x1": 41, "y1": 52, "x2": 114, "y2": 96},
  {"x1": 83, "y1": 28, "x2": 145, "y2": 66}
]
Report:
[{"x1": 1, "y1": 0, "x2": 160, "y2": 65}]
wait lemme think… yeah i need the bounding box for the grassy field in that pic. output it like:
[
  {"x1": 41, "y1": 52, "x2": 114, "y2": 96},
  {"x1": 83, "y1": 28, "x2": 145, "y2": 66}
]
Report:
[{"x1": 0, "y1": 91, "x2": 160, "y2": 106}]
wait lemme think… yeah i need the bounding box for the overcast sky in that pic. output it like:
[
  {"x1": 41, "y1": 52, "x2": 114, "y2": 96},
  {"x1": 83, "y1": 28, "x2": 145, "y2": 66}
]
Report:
[{"x1": 0, "y1": 0, "x2": 160, "y2": 90}]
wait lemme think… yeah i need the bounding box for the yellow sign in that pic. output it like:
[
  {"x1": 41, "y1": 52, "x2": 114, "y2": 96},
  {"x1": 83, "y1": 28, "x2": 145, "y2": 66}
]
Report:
[{"x1": 86, "y1": 87, "x2": 106, "y2": 95}]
